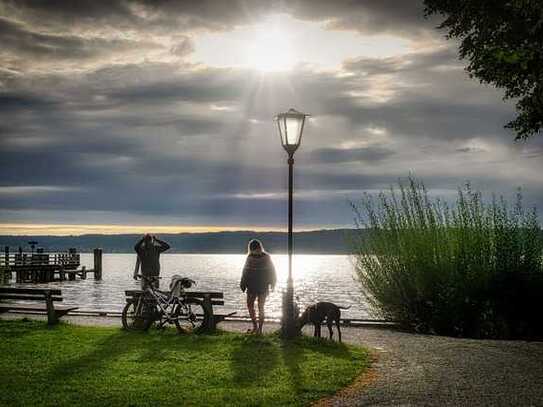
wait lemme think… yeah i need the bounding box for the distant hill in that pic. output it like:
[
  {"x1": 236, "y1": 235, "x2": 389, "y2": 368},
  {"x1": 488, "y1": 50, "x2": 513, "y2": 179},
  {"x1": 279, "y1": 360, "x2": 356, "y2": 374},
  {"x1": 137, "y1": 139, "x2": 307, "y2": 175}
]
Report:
[{"x1": 0, "y1": 229, "x2": 365, "y2": 254}]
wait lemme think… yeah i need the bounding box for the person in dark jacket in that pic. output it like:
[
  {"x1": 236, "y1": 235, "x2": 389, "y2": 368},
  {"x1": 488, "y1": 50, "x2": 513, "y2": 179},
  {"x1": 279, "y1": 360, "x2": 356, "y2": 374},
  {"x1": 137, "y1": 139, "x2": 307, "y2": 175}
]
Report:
[
  {"x1": 240, "y1": 239, "x2": 276, "y2": 334},
  {"x1": 133, "y1": 234, "x2": 170, "y2": 289}
]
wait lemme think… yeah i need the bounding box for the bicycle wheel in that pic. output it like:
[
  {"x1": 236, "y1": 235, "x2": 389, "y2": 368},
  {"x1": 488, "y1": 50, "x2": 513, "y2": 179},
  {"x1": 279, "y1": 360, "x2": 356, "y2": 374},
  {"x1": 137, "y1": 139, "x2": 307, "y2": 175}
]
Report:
[
  {"x1": 122, "y1": 301, "x2": 153, "y2": 331},
  {"x1": 173, "y1": 298, "x2": 208, "y2": 334}
]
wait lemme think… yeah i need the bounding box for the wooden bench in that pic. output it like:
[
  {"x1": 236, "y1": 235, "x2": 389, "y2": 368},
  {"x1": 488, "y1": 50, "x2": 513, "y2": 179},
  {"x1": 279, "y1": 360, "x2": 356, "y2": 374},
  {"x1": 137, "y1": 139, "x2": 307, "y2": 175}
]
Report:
[
  {"x1": 125, "y1": 290, "x2": 236, "y2": 331},
  {"x1": 0, "y1": 287, "x2": 78, "y2": 325}
]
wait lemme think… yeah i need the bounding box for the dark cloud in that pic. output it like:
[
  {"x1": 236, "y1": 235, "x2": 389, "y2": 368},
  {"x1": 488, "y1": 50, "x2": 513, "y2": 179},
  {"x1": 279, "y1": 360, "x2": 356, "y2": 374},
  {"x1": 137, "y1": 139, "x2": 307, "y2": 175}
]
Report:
[
  {"x1": 1, "y1": 0, "x2": 139, "y2": 29},
  {"x1": 455, "y1": 146, "x2": 486, "y2": 154},
  {"x1": 289, "y1": 0, "x2": 436, "y2": 37},
  {"x1": 0, "y1": 16, "x2": 160, "y2": 62},
  {"x1": 311, "y1": 146, "x2": 395, "y2": 163},
  {"x1": 1, "y1": 0, "x2": 435, "y2": 36},
  {"x1": 0, "y1": 91, "x2": 58, "y2": 111}
]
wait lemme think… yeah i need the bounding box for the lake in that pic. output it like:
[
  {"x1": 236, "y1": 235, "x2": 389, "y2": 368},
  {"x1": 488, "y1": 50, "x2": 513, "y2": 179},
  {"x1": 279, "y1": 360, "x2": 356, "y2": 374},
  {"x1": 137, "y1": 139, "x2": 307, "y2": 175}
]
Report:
[{"x1": 13, "y1": 253, "x2": 371, "y2": 319}]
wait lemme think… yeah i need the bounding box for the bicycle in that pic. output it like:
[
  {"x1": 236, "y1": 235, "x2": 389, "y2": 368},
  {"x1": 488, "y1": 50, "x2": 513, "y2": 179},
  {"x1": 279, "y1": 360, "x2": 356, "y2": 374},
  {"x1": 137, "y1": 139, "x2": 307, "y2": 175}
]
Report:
[{"x1": 122, "y1": 275, "x2": 209, "y2": 333}]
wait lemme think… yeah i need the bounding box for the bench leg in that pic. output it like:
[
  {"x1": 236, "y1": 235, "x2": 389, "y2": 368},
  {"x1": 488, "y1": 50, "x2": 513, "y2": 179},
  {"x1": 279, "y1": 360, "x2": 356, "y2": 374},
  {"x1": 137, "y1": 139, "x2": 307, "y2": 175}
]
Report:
[
  {"x1": 45, "y1": 293, "x2": 58, "y2": 325},
  {"x1": 202, "y1": 294, "x2": 215, "y2": 331}
]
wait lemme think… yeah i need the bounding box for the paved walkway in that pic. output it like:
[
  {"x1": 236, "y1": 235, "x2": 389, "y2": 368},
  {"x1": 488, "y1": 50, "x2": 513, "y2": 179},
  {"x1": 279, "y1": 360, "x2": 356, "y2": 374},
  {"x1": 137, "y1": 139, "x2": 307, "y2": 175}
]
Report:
[{"x1": 3, "y1": 314, "x2": 543, "y2": 406}]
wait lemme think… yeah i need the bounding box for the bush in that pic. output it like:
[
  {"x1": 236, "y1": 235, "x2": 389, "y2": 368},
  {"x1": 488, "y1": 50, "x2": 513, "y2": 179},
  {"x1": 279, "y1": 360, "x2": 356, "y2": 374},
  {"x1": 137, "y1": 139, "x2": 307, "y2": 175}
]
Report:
[{"x1": 352, "y1": 176, "x2": 543, "y2": 339}]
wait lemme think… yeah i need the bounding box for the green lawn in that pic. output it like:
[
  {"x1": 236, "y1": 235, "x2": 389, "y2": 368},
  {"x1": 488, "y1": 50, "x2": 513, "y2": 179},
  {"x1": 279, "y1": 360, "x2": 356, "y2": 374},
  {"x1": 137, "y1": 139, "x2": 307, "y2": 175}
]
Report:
[{"x1": 0, "y1": 320, "x2": 369, "y2": 406}]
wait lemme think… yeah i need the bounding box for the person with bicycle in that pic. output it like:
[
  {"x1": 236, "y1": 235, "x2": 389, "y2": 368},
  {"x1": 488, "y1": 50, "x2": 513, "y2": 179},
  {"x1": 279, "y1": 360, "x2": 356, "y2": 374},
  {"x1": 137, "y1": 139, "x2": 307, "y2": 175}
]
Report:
[
  {"x1": 240, "y1": 239, "x2": 276, "y2": 335},
  {"x1": 133, "y1": 234, "x2": 170, "y2": 289}
]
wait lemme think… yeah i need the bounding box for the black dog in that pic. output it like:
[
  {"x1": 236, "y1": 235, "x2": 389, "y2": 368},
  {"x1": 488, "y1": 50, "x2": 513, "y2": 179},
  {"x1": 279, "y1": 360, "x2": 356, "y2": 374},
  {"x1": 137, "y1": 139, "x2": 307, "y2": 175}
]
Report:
[{"x1": 298, "y1": 302, "x2": 350, "y2": 342}]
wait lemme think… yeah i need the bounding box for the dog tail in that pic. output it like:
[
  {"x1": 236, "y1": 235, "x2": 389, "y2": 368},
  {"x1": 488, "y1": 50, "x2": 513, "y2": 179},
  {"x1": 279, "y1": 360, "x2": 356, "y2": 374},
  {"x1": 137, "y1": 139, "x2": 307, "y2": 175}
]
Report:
[{"x1": 338, "y1": 305, "x2": 351, "y2": 310}]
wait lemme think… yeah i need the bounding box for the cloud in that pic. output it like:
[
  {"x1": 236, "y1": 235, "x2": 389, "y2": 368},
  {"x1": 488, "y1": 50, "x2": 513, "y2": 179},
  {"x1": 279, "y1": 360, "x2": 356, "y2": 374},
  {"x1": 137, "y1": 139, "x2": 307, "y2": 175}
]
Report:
[
  {"x1": 311, "y1": 146, "x2": 395, "y2": 163},
  {"x1": 288, "y1": 0, "x2": 437, "y2": 38},
  {"x1": 1, "y1": 0, "x2": 139, "y2": 30},
  {"x1": 1, "y1": 1, "x2": 542, "y2": 230},
  {"x1": 170, "y1": 36, "x2": 194, "y2": 57},
  {"x1": 455, "y1": 147, "x2": 486, "y2": 154},
  {"x1": 0, "y1": 16, "x2": 161, "y2": 64}
]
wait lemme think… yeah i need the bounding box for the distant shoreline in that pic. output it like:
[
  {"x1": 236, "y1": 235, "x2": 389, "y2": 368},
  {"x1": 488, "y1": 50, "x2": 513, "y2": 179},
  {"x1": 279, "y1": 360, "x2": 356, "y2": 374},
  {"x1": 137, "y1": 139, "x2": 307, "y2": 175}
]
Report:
[
  {"x1": 0, "y1": 229, "x2": 361, "y2": 255},
  {"x1": 74, "y1": 251, "x2": 353, "y2": 255}
]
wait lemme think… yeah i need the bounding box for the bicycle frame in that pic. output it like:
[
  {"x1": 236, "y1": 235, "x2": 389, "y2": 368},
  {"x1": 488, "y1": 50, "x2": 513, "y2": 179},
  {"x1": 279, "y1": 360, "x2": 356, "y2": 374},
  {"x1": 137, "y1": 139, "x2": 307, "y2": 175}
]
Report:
[{"x1": 135, "y1": 276, "x2": 194, "y2": 327}]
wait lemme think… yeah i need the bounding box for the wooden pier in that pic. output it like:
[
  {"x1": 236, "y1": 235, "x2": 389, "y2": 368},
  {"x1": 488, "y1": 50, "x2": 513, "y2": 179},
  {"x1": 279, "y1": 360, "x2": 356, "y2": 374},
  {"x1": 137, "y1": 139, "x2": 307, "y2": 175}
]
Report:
[{"x1": 0, "y1": 247, "x2": 102, "y2": 283}]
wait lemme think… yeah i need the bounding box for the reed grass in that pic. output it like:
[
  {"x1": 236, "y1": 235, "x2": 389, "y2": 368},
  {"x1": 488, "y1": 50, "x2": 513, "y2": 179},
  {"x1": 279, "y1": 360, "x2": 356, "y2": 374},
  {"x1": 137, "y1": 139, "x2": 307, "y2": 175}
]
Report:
[{"x1": 352, "y1": 176, "x2": 543, "y2": 339}]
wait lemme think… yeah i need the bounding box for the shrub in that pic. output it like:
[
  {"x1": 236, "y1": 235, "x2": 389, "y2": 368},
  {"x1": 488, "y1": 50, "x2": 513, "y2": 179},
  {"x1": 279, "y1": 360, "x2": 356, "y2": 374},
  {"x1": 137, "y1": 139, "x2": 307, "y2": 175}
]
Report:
[{"x1": 352, "y1": 176, "x2": 543, "y2": 339}]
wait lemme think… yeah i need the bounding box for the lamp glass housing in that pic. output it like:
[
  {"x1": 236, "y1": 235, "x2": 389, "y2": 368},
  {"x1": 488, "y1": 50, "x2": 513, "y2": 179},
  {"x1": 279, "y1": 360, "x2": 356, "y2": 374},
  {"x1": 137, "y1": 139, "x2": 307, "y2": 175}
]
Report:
[{"x1": 275, "y1": 108, "x2": 309, "y2": 155}]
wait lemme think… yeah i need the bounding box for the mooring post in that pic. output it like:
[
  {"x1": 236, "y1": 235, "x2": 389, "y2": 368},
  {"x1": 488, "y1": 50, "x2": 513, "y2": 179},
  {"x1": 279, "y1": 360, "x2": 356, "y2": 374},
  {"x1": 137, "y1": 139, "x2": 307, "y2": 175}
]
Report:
[
  {"x1": 1, "y1": 246, "x2": 8, "y2": 283},
  {"x1": 93, "y1": 248, "x2": 102, "y2": 280}
]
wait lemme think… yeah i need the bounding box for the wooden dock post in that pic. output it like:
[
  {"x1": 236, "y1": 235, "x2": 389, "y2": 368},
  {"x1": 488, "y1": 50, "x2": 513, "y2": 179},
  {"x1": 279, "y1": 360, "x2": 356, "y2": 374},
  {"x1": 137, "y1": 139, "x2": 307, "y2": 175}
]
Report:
[
  {"x1": 93, "y1": 248, "x2": 102, "y2": 280},
  {"x1": 1, "y1": 246, "x2": 8, "y2": 283}
]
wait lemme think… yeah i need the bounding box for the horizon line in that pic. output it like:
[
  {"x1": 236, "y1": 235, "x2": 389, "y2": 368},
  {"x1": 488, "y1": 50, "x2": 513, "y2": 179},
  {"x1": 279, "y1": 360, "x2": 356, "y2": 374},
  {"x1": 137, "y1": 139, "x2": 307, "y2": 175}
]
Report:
[{"x1": 0, "y1": 223, "x2": 353, "y2": 236}]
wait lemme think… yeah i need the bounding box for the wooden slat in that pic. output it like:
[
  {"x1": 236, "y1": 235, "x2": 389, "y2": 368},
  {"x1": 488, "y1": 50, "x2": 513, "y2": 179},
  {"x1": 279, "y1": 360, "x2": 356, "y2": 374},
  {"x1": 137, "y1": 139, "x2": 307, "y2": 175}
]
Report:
[
  {"x1": 186, "y1": 291, "x2": 223, "y2": 299},
  {"x1": 0, "y1": 304, "x2": 77, "y2": 312},
  {"x1": 0, "y1": 287, "x2": 61, "y2": 295},
  {"x1": 125, "y1": 290, "x2": 223, "y2": 299},
  {"x1": 0, "y1": 295, "x2": 62, "y2": 301},
  {"x1": 4, "y1": 265, "x2": 64, "y2": 270},
  {"x1": 0, "y1": 303, "x2": 47, "y2": 312}
]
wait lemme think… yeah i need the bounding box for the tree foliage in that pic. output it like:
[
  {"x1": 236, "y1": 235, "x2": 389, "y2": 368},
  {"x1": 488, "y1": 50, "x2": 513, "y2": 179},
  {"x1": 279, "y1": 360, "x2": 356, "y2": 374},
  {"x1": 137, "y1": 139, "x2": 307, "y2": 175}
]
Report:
[{"x1": 424, "y1": 0, "x2": 543, "y2": 140}]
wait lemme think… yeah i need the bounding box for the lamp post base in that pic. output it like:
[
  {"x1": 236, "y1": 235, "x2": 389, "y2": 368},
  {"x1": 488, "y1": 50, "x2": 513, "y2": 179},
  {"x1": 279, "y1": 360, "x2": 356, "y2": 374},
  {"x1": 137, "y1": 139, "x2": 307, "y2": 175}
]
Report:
[{"x1": 280, "y1": 287, "x2": 300, "y2": 339}]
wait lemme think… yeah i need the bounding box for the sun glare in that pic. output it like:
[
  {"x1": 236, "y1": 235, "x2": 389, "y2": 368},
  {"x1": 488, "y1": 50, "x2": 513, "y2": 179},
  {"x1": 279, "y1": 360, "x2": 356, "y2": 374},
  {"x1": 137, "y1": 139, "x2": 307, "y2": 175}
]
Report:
[
  {"x1": 243, "y1": 18, "x2": 296, "y2": 72},
  {"x1": 191, "y1": 14, "x2": 412, "y2": 73}
]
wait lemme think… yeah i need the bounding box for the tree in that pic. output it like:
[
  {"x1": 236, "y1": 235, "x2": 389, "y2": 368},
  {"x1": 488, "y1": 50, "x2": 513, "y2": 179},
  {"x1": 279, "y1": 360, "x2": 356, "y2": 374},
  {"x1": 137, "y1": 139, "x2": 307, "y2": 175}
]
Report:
[{"x1": 424, "y1": 0, "x2": 543, "y2": 140}]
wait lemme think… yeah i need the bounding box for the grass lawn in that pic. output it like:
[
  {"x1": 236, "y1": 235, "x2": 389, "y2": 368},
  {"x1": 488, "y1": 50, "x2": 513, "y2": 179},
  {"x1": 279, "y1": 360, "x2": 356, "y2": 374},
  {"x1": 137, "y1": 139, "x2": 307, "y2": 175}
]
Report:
[{"x1": 0, "y1": 319, "x2": 369, "y2": 406}]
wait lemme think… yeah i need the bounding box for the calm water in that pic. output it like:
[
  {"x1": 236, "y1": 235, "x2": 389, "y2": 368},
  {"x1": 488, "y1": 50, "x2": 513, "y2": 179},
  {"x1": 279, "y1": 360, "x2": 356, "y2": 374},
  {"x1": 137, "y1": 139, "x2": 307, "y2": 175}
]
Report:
[{"x1": 11, "y1": 254, "x2": 370, "y2": 319}]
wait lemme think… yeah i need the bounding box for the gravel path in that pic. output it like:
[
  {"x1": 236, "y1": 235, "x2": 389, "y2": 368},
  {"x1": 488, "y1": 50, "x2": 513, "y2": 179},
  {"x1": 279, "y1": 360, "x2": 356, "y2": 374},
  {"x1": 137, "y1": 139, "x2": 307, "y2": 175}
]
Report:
[{"x1": 3, "y1": 313, "x2": 543, "y2": 406}]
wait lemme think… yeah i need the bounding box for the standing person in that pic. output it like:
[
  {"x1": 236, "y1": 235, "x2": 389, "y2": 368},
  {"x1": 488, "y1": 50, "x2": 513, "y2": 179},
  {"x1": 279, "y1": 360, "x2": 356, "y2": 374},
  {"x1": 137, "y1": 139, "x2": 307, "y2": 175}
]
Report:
[
  {"x1": 240, "y1": 239, "x2": 276, "y2": 334},
  {"x1": 133, "y1": 234, "x2": 170, "y2": 289}
]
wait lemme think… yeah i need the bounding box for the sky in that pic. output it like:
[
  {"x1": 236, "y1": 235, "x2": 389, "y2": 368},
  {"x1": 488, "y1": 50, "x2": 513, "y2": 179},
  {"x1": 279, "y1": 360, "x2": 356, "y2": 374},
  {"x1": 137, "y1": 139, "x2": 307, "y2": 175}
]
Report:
[{"x1": 0, "y1": 0, "x2": 542, "y2": 235}]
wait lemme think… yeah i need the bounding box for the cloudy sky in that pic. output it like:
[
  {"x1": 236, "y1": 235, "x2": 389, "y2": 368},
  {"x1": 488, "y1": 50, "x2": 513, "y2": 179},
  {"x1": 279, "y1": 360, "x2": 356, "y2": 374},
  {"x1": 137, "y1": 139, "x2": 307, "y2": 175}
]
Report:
[{"x1": 0, "y1": 0, "x2": 542, "y2": 235}]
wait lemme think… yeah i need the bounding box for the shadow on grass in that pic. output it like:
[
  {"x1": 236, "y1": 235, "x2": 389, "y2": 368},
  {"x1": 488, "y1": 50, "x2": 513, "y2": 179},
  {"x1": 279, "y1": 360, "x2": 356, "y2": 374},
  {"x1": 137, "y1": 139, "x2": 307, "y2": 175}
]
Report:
[
  {"x1": 47, "y1": 329, "x2": 143, "y2": 381},
  {"x1": 280, "y1": 339, "x2": 304, "y2": 392},
  {"x1": 230, "y1": 335, "x2": 279, "y2": 386},
  {"x1": 48, "y1": 326, "x2": 228, "y2": 382},
  {"x1": 301, "y1": 335, "x2": 353, "y2": 359},
  {"x1": 280, "y1": 335, "x2": 354, "y2": 393},
  {"x1": 0, "y1": 318, "x2": 42, "y2": 339}
]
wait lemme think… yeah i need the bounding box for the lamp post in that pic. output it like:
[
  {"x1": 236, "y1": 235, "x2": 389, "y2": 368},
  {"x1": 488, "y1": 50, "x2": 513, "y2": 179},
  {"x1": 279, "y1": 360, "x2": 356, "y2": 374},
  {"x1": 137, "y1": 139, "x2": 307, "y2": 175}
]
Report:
[
  {"x1": 28, "y1": 241, "x2": 38, "y2": 255},
  {"x1": 275, "y1": 108, "x2": 310, "y2": 338}
]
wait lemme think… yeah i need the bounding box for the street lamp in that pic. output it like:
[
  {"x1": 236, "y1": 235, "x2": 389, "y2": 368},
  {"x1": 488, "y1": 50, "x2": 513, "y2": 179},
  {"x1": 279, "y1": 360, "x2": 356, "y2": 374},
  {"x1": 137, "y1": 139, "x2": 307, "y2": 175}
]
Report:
[
  {"x1": 28, "y1": 241, "x2": 38, "y2": 254},
  {"x1": 274, "y1": 108, "x2": 310, "y2": 338}
]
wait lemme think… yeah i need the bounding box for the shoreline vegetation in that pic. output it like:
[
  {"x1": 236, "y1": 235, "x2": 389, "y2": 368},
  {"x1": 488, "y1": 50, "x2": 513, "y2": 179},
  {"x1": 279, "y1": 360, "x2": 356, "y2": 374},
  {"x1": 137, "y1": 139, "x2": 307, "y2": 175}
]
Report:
[
  {"x1": 353, "y1": 177, "x2": 543, "y2": 340},
  {"x1": 0, "y1": 319, "x2": 369, "y2": 407}
]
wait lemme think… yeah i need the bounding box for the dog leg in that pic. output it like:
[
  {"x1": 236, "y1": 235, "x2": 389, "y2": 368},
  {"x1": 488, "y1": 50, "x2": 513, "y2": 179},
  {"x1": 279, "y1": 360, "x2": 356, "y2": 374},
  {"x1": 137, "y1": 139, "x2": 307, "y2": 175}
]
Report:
[
  {"x1": 313, "y1": 323, "x2": 318, "y2": 337},
  {"x1": 336, "y1": 319, "x2": 342, "y2": 342},
  {"x1": 327, "y1": 320, "x2": 334, "y2": 340}
]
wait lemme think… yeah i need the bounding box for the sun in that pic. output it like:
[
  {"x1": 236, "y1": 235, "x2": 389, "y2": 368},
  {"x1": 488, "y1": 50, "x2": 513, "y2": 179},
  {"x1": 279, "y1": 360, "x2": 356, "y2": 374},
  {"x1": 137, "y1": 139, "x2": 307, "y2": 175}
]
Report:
[
  {"x1": 243, "y1": 17, "x2": 296, "y2": 72},
  {"x1": 190, "y1": 13, "x2": 412, "y2": 72}
]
